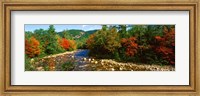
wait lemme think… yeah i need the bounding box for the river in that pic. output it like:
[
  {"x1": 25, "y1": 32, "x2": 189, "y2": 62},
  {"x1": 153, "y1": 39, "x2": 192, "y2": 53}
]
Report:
[{"x1": 73, "y1": 49, "x2": 91, "y2": 71}]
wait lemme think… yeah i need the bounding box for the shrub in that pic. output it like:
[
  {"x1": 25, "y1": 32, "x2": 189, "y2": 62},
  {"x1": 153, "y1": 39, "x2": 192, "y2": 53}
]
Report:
[
  {"x1": 25, "y1": 55, "x2": 36, "y2": 71},
  {"x1": 61, "y1": 61, "x2": 75, "y2": 71}
]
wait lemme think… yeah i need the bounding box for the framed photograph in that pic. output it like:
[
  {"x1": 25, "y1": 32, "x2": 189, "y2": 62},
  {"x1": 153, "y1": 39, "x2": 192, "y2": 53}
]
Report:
[{"x1": 1, "y1": 0, "x2": 199, "y2": 95}]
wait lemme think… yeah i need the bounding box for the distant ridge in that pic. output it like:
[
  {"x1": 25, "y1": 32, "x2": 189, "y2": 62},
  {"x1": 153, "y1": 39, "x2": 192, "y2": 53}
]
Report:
[{"x1": 57, "y1": 29, "x2": 98, "y2": 39}]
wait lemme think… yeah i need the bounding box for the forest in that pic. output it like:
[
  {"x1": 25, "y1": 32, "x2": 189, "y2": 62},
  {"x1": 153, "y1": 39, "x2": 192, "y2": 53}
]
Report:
[{"x1": 25, "y1": 25, "x2": 175, "y2": 71}]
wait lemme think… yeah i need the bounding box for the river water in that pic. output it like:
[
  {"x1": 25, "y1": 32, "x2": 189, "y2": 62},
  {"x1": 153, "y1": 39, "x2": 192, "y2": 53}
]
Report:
[
  {"x1": 74, "y1": 49, "x2": 89, "y2": 58},
  {"x1": 73, "y1": 49, "x2": 91, "y2": 70}
]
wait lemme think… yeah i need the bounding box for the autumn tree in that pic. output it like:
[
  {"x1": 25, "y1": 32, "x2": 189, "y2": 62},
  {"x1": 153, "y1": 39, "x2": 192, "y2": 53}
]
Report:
[
  {"x1": 68, "y1": 40, "x2": 77, "y2": 50},
  {"x1": 86, "y1": 34, "x2": 95, "y2": 49},
  {"x1": 121, "y1": 37, "x2": 138, "y2": 56},
  {"x1": 154, "y1": 26, "x2": 175, "y2": 64},
  {"x1": 104, "y1": 28, "x2": 121, "y2": 52},
  {"x1": 59, "y1": 38, "x2": 70, "y2": 50},
  {"x1": 86, "y1": 27, "x2": 121, "y2": 58},
  {"x1": 25, "y1": 36, "x2": 41, "y2": 58}
]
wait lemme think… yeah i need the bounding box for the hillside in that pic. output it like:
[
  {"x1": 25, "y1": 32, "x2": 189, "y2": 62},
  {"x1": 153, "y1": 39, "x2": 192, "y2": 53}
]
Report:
[{"x1": 57, "y1": 29, "x2": 98, "y2": 40}]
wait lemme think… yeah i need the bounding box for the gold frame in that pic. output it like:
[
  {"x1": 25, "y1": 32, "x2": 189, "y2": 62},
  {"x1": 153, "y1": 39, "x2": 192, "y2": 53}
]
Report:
[{"x1": 0, "y1": 0, "x2": 199, "y2": 95}]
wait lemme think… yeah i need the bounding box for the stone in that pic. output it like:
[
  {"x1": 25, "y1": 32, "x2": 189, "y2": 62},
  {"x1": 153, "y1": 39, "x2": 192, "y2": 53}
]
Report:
[
  {"x1": 37, "y1": 67, "x2": 43, "y2": 71},
  {"x1": 83, "y1": 58, "x2": 87, "y2": 61}
]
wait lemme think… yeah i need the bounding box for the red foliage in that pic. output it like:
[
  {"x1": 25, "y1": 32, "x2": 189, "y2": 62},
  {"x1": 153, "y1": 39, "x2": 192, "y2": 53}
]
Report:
[
  {"x1": 155, "y1": 36, "x2": 164, "y2": 41},
  {"x1": 121, "y1": 37, "x2": 138, "y2": 56},
  {"x1": 154, "y1": 26, "x2": 175, "y2": 64},
  {"x1": 59, "y1": 38, "x2": 70, "y2": 50},
  {"x1": 25, "y1": 37, "x2": 40, "y2": 58}
]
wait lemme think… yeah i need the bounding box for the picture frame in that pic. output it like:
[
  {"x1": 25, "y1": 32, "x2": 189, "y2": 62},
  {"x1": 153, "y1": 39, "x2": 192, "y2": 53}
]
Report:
[{"x1": 0, "y1": 0, "x2": 199, "y2": 95}]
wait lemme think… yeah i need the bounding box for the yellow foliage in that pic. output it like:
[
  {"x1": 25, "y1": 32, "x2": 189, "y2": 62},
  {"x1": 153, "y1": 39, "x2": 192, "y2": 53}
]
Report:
[{"x1": 68, "y1": 40, "x2": 77, "y2": 50}]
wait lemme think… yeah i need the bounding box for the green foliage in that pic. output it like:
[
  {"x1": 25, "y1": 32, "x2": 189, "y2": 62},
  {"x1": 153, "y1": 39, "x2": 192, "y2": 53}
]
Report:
[
  {"x1": 118, "y1": 25, "x2": 128, "y2": 38},
  {"x1": 25, "y1": 31, "x2": 33, "y2": 39},
  {"x1": 63, "y1": 30, "x2": 73, "y2": 39},
  {"x1": 85, "y1": 30, "x2": 98, "y2": 34},
  {"x1": 87, "y1": 27, "x2": 121, "y2": 58},
  {"x1": 119, "y1": 25, "x2": 170, "y2": 65},
  {"x1": 25, "y1": 55, "x2": 36, "y2": 71},
  {"x1": 86, "y1": 25, "x2": 175, "y2": 65},
  {"x1": 113, "y1": 51, "x2": 120, "y2": 61},
  {"x1": 43, "y1": 64, "x2": 50, "y2": 71},
  {"x1": 57, "y1": 29, "x2": 97, "y2": 49},
  {"x1": 43, "y1": 25, "x2": 64, "y2": 54},
  {"x1": 102, "y1": 25, "x2": 108, "y2": 31},
  {"x1": 25, "y1": 24, "x2": 175, "y2": 67},
  {"x1": 61, "y1": 61, "x2": 76, "y2": 71},
  {"x1": 25, "y1": 25, "x2": 65, "y2": 58},
  {"x1": 57, "y1": 29, "x2": 84, "y2": 38}
]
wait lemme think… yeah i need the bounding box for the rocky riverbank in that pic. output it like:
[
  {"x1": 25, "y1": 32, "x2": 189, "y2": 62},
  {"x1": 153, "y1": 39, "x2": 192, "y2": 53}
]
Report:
[
  {"x1": 31, "y1": 49, "x2": 175, "y2": 71},
  {"x1": 31, "y1": 51, "x2": 76, "y2": 71},
  {"x1": 74, "y1": 58, "x2": 175, "y2": 71}
]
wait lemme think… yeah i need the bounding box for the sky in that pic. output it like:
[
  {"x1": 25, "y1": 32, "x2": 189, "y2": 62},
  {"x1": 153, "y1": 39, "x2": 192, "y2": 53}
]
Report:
[{"x1": 25, "y1": 24, "x2": 102, "y2": 32}]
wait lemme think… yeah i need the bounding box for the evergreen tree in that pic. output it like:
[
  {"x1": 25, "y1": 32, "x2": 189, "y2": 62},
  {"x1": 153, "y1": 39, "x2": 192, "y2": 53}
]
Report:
[{"x1": 45, "y1": 25, "x2": 64, "y2": 54}]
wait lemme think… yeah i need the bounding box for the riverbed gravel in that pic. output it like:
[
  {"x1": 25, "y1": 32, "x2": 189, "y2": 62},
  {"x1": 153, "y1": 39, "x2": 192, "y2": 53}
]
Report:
[{"x1": 33, "y1": 49, "x2": 175, "y2": 71}]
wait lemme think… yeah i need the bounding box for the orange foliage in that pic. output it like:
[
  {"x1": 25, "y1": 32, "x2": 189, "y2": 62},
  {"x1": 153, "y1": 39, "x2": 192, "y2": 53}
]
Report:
[
  {"x1": 121, "y1": 37, "x2": 138, "y2": 56},
  {"x1": 59, "y1": 38, "x2": 70, "y2": 50},
  {"x1": 25, "y1": 36, "x2": 40, "y2": 58},
  {"x1": 155, "y1": 26, "x2": 175, "y2": 64},
  {"x1": 155, "y1": 36, "x2": 164, "y2": 41},
  {"x1": 86, "y1": 34, "x2": 95, "y2": 48},
  {"x1": 58, "y1": 38, "x2": 62, "y2": 45},
  {"x1": 48, "y1": 58, "x2": 55, "y2": 71}
]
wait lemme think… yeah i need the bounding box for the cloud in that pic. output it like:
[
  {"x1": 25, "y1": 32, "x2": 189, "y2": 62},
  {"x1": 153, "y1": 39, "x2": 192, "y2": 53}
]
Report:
[
  {"x1": 82, "y1": 25, "x2": 88, "y2": 28},
  {"x1": 81, "y1": 25, "x2": 102, "y2": 31}
]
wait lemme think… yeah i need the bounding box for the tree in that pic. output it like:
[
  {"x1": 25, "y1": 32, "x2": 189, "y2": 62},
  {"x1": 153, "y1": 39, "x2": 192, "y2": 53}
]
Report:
[
  {"x1": 86, "y1": 34, "x2": 95, "y2": 49},
  {"x1": 48, "y1": 25, "x2": 56, "y2": 34},
  {"x1": 59, "y1": 38, "x2": 70, "y2": 50},
  {"x1": 25, "y1": 31, "x2": 33, "y2": 39},
  {"x1": 86, "y1": 27, "x2": 121, "y2": 58},
  {"x1": 118, "y1": 25, "x2": 128, "y2": 38},
  {"x1": 104, "y1": 28, "x2": 121, "y2": 53},
  {"x1": 45, "y1": 25, "x2": 64, "y2": 54},
  {"x1": 25, "y1": 36, "x2": 40, "y2": 58},
  {"x1": 68, "y1": 40, "x2": 77, "y2": 50},
  {"x1": 121, "y1": 37, "x2": 138, "y2": 56},
  {"x1": 154, "y1": 26, "x2": 175, "y2": 64},
  {"x1": 102, "y1": 25, "x2": 108, "y2": 31}
]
